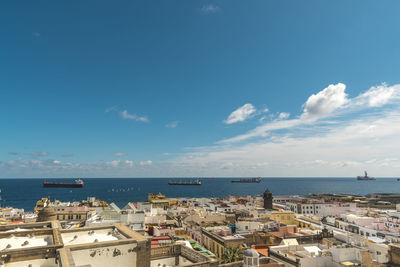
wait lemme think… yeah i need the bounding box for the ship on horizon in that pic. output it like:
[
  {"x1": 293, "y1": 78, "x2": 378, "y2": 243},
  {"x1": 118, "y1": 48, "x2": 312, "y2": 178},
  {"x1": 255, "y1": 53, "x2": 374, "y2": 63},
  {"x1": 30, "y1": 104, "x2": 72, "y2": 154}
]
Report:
[
  {"x1": 357, "y1": 171, "x2": 375, "y2": 181},
  {"x1": 168, "y1": 179, "x2": 202, "y2": 185},
  {"x1": 231, "y1": 177, "x2": 261, "y2": 183},
  {"x1": 43, "y1": 178, "x2": 84, "y2": 188}
]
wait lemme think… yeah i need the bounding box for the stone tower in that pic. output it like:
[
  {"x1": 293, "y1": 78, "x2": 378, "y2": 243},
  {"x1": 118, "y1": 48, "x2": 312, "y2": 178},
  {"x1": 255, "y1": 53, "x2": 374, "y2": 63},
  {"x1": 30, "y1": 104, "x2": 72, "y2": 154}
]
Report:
[
  {"x1": 36, "y1": 206, "x2": 56, "y2": 222},
  {"x1": 36, "y1": 197, "x2": 57, "y2": 222},
  {"x1": 263, "y1": 189, "x2": 273, "y2": 210}
]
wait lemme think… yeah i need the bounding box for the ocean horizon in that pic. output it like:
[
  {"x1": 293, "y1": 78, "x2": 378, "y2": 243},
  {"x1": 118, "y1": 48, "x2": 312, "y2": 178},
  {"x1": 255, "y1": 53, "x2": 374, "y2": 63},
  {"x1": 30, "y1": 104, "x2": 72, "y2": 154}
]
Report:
[{"x1": 2, "y1": 177, "x2": 400, "y2": 211}]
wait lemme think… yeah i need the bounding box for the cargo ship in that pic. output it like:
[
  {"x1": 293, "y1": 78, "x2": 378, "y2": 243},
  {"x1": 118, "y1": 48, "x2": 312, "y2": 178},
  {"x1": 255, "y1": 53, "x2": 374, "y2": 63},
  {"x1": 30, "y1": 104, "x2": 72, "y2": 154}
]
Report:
[
  {"x1": 231, "y1": 177, "x2": 261, "y2": 183},
  {"x1": 43, "y1": 178, "x2": 84, "y2": 188},
  {"x1": 168, "y1": 179, "x2": 202, "y2": 185},
  {"x1": 357, "y1": 171, "x2": 375, "y2": 180}
]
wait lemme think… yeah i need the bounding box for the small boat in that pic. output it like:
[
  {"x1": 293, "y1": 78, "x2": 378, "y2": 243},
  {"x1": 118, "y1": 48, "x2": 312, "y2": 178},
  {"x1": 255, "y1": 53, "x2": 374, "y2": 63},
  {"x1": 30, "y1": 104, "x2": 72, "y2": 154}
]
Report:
[
  {"x1": 168, "y1": 179, "x2": 202, "y2": 185},
  {"x1": 231, "y1": 177, "x2": 261, "y2": 183},
  {"x1": 43, "y1": 178, "x2": 84, "y2": 188},
  {"x1": 357, "y1": 171, "x2": 375, "y2": 180}
]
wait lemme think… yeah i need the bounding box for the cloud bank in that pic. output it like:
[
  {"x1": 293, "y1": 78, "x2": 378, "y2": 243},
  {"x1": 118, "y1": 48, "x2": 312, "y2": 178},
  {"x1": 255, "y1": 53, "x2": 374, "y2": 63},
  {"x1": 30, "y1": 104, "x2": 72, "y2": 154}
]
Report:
[
  {"x1": 3, "y1": 82, "x2": 400, "y2": 177},
  {"x1": 0, "y1": 158, "x2": 154, "y2": 178},
  {"x1": 172, "y1": 83, "x2": 400, "y2": 177}
]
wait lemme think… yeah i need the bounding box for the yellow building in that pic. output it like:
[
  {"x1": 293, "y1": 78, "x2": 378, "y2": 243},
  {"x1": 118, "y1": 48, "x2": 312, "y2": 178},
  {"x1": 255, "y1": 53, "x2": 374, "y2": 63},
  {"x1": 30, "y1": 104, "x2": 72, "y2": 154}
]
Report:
[
  {"x1": 296, "y1": 216, "x2": 322, "y2": 230},
  {"x1": 148, "y1": 192, "x2": 180, "y2": 208},
  {"x1": 268, "y1": 211, "x2": 296, "y2": 225}
]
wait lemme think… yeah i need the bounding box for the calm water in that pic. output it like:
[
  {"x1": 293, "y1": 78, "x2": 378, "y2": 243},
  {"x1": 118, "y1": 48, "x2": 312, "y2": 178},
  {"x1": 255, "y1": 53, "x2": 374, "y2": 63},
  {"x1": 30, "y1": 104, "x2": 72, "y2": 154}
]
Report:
[{"x1": 1, "y1": 178, "x2": 399, "y2": 211}]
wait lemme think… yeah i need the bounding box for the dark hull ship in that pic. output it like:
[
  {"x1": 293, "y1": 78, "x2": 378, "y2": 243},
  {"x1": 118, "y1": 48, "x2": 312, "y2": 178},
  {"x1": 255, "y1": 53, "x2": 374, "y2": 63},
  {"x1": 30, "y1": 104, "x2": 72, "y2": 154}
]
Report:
[
  {"x1": 357, "y1": 171, "x2": 375, "y2": 180},
  {"x1": 43, "y1": 179, "x2": 84, "y2": 188},
  {"x1": 231, "y1": 177, "x2": 261, "y2": 183},
  {"x1": 168, "y1": 179, "x2": 202, "y2": 185}
]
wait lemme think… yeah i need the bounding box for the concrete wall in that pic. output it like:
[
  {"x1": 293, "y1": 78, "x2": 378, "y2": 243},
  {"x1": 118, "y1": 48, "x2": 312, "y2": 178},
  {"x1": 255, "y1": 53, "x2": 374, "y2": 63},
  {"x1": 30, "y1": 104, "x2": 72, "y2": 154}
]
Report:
[
  {"x1": 236, "y1": 221, "x2": 261, "y2": 232},
  {"x1": 330, "y1": 247, "x2": 362, "y2": 263},
  {"x1": 366, "y1": 242, "x2": 388, "y2": 264},
  {"x1": 300, "y1": 256, "x2": 340, "y2": 267},
  {"x1": 121, "y1": 213, "x2": 145, "y2": 224}
]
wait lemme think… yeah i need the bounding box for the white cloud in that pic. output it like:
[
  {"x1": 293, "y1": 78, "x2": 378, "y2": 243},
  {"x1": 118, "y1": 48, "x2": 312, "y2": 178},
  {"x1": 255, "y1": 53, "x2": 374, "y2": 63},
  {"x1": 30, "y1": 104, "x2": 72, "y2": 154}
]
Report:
[
  {"x1": 107, "y1": 160, "x2": 120, "y2": 167},
  {"x1": 301, "y1": 83, "x2": 348, "y2": 119},
  {"x1": 258, "y1": 116, "x2": 267, "y2": 122},
  {"x1": 0, "y1": 157, "x2": 157, "y2": 178},
  {"x1": 139, "y1": 160, "x2": 152, "y2": 166},
  {"x1": 200, "y1": 4, "x2": 220, "y2": 14},
  {"x1": 354, "y1": 83, "x2": 399, "y2": 107},
  {"x1": 125, "y1": 160, "x2": 134, "y2": 167},
  {"x1": 224, "y1": 104, "x2": 256, "y2": 124},
  {"x1": 105, "y1": 105, "x2": 118, "y2": 113},
  {"x1": 120, "y1": 110, "x2": 149, "y2": 123},
  {"x1": 166, "y1": 121, "x2": 179, "y2": 128},
  {"x1": 166, "y1": 82, "x2": 400, "y2": 177},
  {"x1": 219, "y1": 118, "x2": 304, "y2": 143},
  {"x1": 172, "y1": 110, "x2": 400, "y2": 176},
  {"x1": 219, "y1": 83, "x2": 400, "y2": 144},
  {"x1": 278, "y1": 112, "x2": 290, "y2": 119},
  {"x1": 113, "y1": 152, "x2": 127, "y2": 157},
  {"x1": 4, "y1": 82, "x2": 400, "y2": 178}
]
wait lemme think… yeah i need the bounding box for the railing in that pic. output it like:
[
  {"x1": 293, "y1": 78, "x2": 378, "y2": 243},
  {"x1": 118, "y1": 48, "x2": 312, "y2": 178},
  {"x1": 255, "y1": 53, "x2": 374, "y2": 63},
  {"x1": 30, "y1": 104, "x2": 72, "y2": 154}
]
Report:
[
  {"x1": 151, "y1": 245, "x2": 218, "y2": 266},
  {"x1": 151, "y1": 245, "x2": 181, "y2": 259},
  {"x1": 269, "y1": 249, "x2": 299, "y2": 266}
]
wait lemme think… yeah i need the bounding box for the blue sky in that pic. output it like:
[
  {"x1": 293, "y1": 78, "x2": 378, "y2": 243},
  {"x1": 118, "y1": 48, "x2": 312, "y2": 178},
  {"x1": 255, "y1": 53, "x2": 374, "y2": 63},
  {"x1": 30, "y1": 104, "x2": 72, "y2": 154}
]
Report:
[{"x1": 1, "y1": 0, "x2": 400, "y2": 177}]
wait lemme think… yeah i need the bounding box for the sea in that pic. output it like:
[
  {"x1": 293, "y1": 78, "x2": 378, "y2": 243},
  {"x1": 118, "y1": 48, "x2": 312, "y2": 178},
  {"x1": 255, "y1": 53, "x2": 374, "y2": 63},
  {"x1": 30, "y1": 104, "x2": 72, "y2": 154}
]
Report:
[{"x1": 0, "y1": 178, "x2": 399, "y2": 211}]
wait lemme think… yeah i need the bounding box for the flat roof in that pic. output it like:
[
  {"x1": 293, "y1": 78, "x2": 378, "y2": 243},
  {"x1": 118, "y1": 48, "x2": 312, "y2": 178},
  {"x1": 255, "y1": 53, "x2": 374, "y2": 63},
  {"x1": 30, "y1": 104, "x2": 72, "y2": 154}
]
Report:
[
  {"x1": 61, "y1": 228, "x2": 122, "y2": 246},
  {"x1": 0, "y1": 234, "x2": 52, "y2": 250}
]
